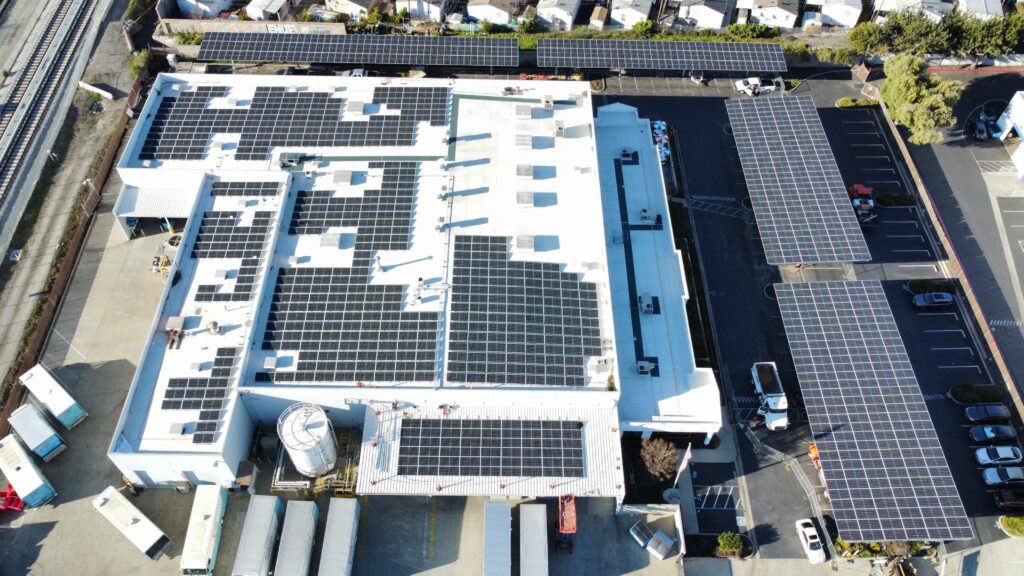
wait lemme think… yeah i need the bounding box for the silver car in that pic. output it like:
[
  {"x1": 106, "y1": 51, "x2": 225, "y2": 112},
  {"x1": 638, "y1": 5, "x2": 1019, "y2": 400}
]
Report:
[
  {"x1": 976, "y1": 446, "x2": 1023, "y2": 466},
  {"x1": 983, "y1": 467, "x2": 1024, "y2": 486}
]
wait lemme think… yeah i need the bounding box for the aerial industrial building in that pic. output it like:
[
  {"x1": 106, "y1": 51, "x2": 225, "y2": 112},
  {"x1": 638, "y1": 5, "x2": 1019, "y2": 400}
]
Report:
[{"x1": 106, "y1": 74, "x2": 720, "y2": 500}]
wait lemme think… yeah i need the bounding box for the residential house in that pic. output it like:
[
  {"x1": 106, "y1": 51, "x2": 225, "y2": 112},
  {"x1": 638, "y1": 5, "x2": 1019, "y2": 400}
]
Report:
[
  {"x1": 958, "y1": 0, "x2": 1003, "y2": 19},
  {"x1": 735, "y1": 0, "x2": 798, "y2": 29},
  {"x1": 537, "y1": 0, "x2": 581, "y2": 30},
  {"x1": 590, "y1": 5, "x2": 610, "y2": 29},
  {"x1": 675, "y1": 0, "x2": 732, "y2": 30},
  {"x1": 802, "y1": 0, "x2": 861, "y2": 30},
  {"x1": 468, "y1": 0, "x2": 525, "y2": 24},
  {"x1": 393, "y1": 0, "x2": 446, "y2": 20},
  {"x1": 326, "y1": 0, "x2": 378, "y2": 18},
  {"x1": 872, "y1": 0, "x2": 954, "y2": 23},
  {"x1": 245, "y1": 0, "x2": 296, "y2": 20},
  {"x1": 610, "y1": 0, "x2": 654, "y2": 27},
  {"x1": 175, "y1": 0, "x2": 234, "y2": 18}
]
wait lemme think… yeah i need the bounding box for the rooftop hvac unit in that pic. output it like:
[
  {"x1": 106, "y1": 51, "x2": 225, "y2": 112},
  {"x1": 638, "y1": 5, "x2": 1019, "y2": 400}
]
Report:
[
  {"x1": 516, "y1": 191, "x2": 534, "y2": 205},
  {"x1": 333, "y1": 170, "x2": 353, "y2": 185},
  {"x1": 637, "y1": 361, "x2": 655, "y2": 375},
  {"x1": 516, "y1": 134, "x2": 533, "y2": 148},
  {"x1": 516, "y1": 235, "x2": 535, "y2": 251},
  {"x1": 516, "y1": 164, "x2": 534, "y2": 178},
  {"x1": 541, "y1": 95, "x2": 554, "y2": 109},
  {"x1": 169, "y1": 423, "x2": 186, "y2": 435},
  {"x1": 346, "y1": 100, "x2": 364, "y2": 114},
  {"x1": 321, "y1": 232, "x2": 342, "y2": 248},
  {"x1": 621, "y1": 148, "x2": 634, "y2": 159},
  {"x1": 555, "y1": 121, "x2": 565, "y2": 138}
]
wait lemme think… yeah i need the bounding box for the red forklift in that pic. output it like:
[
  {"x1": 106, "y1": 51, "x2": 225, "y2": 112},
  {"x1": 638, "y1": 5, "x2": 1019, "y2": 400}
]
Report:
[
  {"x1": 848, "y1": 183, "x2": 878, "y2": 227},
  {"x1": 555, "y1": 495, "x2": 576, "y2": 553}
]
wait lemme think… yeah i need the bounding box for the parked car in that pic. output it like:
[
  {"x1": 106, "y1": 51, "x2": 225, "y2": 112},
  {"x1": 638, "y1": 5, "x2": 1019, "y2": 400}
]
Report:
[
  {"x1": 983, "y1": 467, "x2": 1024, "y2": 486},
  {"x1": 976, "y1": 446, "x2": 1023, "y2": 466},
  {"x1": 965, "y1": 404, "x2": 1012, "y2": 424},
  {"x1": 970, "y1": 425, "x2": 1018, "y2": 444},
  {"x1": 912, "y1": 292, "x2": 955, "y2": 309},
  {"x1": 994, "y1": 489, "x2": 1024, "y2": 510},
  {"x1": 339, "y1": 68, "x2": 367, "y2": 77},
  {"x1": 794, "y1": 519, "x2": 826, "y2": 564}
]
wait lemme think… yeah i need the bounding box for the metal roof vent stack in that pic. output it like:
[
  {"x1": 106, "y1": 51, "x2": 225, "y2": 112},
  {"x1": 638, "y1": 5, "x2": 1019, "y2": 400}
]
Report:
[
  {"x1": 542, "y1": 95, "x2": 554, "y2": 109},
  {"x1": 277, "y1": 403, "x2": 338, "y2": 478}
]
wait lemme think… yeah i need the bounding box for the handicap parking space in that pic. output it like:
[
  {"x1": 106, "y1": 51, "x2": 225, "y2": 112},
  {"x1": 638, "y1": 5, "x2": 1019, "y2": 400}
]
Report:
[
  {"x1": 691, "y1": 463, "x2": 744, "y2": 535},
  {"x1": 817, "y1": 107, "x2": 940, "y2": 263}
]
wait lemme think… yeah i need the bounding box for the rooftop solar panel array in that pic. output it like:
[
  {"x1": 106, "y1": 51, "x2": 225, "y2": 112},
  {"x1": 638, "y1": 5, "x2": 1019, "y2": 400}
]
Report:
[
  {"x1": 726, "y1": 96, "x2": 869, "y2": 264},
  {"x1": 198, "y1": 33, "x2": 520, "y2": 67},
  {"x1": 139, "y1": 85, "x2": 448, "y2": 161},
  {"x1": 536, "y1": 39, "x2": 786, "y2": 72},
  {"x1": 775, "y1": 281, "x2": 972, "y2": 542},
  {"x1": 397, "y1": 418, "x2": 585, "y2": 477}
]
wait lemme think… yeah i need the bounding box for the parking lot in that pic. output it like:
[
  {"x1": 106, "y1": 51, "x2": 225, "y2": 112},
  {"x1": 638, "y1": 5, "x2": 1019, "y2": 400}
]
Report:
[
  {"x1": 691, "y1": 463, "x2": 744, "y2": 535},
  {"x1": 816, "y1": 105, "x2": 941, "y2": 263}
]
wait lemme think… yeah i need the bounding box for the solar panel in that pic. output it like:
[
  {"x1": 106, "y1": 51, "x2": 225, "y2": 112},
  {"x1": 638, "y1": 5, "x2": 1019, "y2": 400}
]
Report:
[
  {"x1": 536, "y1": 39, "x2": 786, "y2": 73},
  {"x1": 726, "y1": 96, "x2": 869, "y2": 264},
  {"x1": 397, "y1": 419, "x2": 585, "y2": 477},
  {"x1": 139, "y1": 86, "x2": 448, "y2": 162},
  {"x1": 446, "y1": 236, "x2": 602, "y2": 386},
  {"x1": 774, "y1": 281, "x2": 972, "y2": 542},
  {"x1": 161, "y1": 347, "x2": 239, "y2": 445},
  {"x1": 198, "y1": 33, "x2": 519, "y2": 67}
]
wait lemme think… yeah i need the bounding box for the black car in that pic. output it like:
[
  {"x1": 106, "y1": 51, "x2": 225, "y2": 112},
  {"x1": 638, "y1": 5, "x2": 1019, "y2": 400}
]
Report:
[
  {"x1": 970, "y1": 425, "x2": 1018, "y2": 444},
  {"x1": 965, "y1": 404, "x2": 1012, "y2": 424},
  {"x1": 994, "y1": 489, "x2": 1024, "y2": 510}
]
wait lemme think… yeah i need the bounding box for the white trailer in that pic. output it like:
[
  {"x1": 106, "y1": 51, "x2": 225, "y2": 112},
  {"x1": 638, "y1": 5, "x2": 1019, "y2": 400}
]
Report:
[
  {"x1": 0, "y1": 434, "x2": 56, "y2": 508},
  {"x1": 519, "y1": 504, "x2": 548, "y2": 576},
  {"x1": 181, "y1": 485, "x2": 228, "y2": 575},
  {"x1": 92, "y1": 486, "x2": 172, "y2": 560},
  {"x1": 8, "y1": 403, "x2": 67, "y2": 462},
  {"x1": 483, "y1": 502, "x2": 512, "y2": 576},
  {"x1": 275, "y1": 500, "x2": 319, "y2": 576},
  {"x1": 318, "y1": 498, "x2": 360, "y2": 576},
  {"x1": 751, "y1": 362, "x2": 789, "y2": 431},
  {"x1": 19, "y1": 364, "x2": 87, "y2": 429},
  {"x1": 232, "y1": 495, "x2": 284, "y2": 576}
]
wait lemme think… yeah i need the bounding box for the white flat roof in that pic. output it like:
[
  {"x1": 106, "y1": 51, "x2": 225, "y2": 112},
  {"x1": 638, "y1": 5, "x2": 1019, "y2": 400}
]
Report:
[{"x1": 595, "y1": 103, "x2": 722, "y2": 434}]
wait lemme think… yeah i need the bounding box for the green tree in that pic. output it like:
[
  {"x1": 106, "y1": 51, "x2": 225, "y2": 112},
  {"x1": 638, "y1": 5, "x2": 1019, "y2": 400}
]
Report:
[
  {"x1": 880, "y1": 54, "x2": 963, "y2": 145},
  {"x1": 941, "y1": 10, "x2": 987, "y2": 57},
  {"x1": 848, "y1": 22, "x2": 886, "y2": 54},
  {"x1": 882, "y1": 10, "x2": 948, "y2": 55},
  {"x1": 632, "y1": 20, "x2": 654, "y2": 37},
  {"x1": 296, "y1": 9, "x2": 315, "y2": 22},
  {"x1": 518, "y1": 10, "x2": 540, "y2": 33},
  {"x1": 717, "y1": 531, "x2": 744, "y2": 555},
  {"x1": 128, "y1": 49, "x2": 149, "y2": 80},
  {"x1": 725, "y1": 22, "x2": 779, "y2": 39}
]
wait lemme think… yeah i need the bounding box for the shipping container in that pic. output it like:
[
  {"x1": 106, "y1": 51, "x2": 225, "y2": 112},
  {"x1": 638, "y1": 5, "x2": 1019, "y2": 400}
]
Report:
[
  {"x1": 519, "y1": 504, "x2": 548, "y2": 576},
  {"x1": 275, "y1": 500, "x2": 318, "y2": 576},
  {"x1": 92, "y1": 486, "x2": 172, "y2": 560},
  {"x1": 181, "y1": 485, "x2": 228, "y2": 576},
  {"x1": 317, "y1": 498, "x2": 359, "y2": 576},
  {"x1": 483, "y1": 502, "x2": 511, "y2": 576},
  {"x1": 8, "y1": 403, "x2": 66, "y2": 462},
  {"x1": 0, "y1": 434, "x2": 56, "y2": 508},
  {"x1": 19, "y1": 364, "x2": 87, "y2": 429},
  {"x1": 231, "y1": 495, "x2": 284, "y2": 576}
]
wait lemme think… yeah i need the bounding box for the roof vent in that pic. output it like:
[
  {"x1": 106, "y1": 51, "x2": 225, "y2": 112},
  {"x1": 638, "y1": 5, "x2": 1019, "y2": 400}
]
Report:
[
  {"x1": 516, "y1": 191, "x2": 534, "y2": 205},
  {"x1": 169, "y1": 423, "x2": 186, "y2": 435},
  {"x1": 516, "y1": 235, "x2": 535, "y2": 251},
  {"x1": 346, "y1": 100, "x2": 364, "y2": 114},
  {"x1": 516, "y1": 164, "x2": 534, "y2": 179},
  {"x1": 555, "y1": 121, "x2": 565, "y2": 138},
  {"x1": 541, "y1": 95, "x2": 554, "y2": 109},
  {"x1": 516, "y1": 134, "x2": 533, "y2": 148},
  {"x1": 334, "y1": 170, "x2": 353, "y2": 185}
]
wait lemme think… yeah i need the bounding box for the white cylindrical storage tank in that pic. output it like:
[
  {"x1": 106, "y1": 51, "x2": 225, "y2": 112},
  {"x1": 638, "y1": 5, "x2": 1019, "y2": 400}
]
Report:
[{"x1": 277, "y1": 403, "x2": 338, "y2": 478}]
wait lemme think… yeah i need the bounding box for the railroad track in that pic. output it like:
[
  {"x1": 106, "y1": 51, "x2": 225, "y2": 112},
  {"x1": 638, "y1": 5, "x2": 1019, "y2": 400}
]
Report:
[
  {"x1": 0, "y1": 0, "x2": 97, "y2": 201},
  {"x1": 0, "y1": 0, "x2": 14, "y2": 26},
  {"x1": 0, "y1": 0, "x2": 75, "y2": 138}
]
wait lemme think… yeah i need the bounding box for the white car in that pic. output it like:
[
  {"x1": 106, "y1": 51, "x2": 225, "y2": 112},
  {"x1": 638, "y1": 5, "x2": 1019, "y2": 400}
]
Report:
[
  {"x1": 795, "y1": 519, "x2": 827, "y2": 564},
  {"x1": 734, "y1": 77, "x2": 776, "y2": 97},
  {"x1": 983, "y1": 467, "x2": 1024, "y2": 486},
  {"x1": 340, "y1": 68, "x2": 367, "y2": 77},
  {"x1": 976, "y1": 446, "x2": 1023, "y2": 466}
]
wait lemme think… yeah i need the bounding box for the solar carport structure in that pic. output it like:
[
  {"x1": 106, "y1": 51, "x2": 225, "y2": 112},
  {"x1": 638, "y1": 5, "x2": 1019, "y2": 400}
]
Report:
[
  {"x1": 536, "y1": 39, "x2": 786, "y2": 73},
  {"x1": 726, "y1": 95, "x2": 870, "y2": 265},
  {"x1": 775, "y1": 281, "x2": 972, "y2": 542},
  {"x1": 198, "y1": 33, "x2": 520, "y2": 67}
]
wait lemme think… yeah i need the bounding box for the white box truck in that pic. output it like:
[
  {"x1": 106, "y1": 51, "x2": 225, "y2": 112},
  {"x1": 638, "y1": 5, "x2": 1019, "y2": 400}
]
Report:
[
  {"x1": 232, "y1": 495, "x2": 284, "y2": 576},
  {"x1": 519, "y1": 504, "x2": 548, "y2": 576},
  {"x1": 318, "y1": 498, "x2": 360, "y2": 576},
  {"x1": 181, "y1": 485, "x2": 228, "y2": 576},
  {"x1": 483, "y1": 502, "x2": 512, "y2": 576},
  {"x1": 8, "y1": 403, "x2": 67, "y2": 462},
  {"x1": 275, "y1": 500, "x2": 318, "y2": 576},
  {"x1": 19, "y1": 364, "x2": 87, "y2": 429},
  {"x1": 751, "y1": 362, "x2": 789, "y2": 431},
  {"x1": 92, "y1": 486, "x2": 172, "y2": 560},
  {"x1": 0, "y1": 434, "x2": 57, "y2": 507}
]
